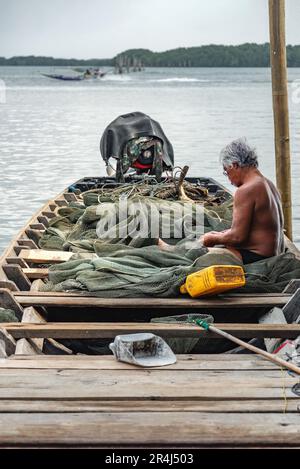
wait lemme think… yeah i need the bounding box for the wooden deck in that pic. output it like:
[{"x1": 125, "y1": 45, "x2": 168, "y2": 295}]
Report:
[
  {"x1": 0, "y1": 353, "x2": 299, "y2": 447},
  {"x1": 1, "y1": 181, "x2": 300, "y2": 448}
]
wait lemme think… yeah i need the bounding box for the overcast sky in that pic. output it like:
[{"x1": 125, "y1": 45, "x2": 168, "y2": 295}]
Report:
[{"x1": 0, "y1": 0, "x2": 299, "y2": 59}]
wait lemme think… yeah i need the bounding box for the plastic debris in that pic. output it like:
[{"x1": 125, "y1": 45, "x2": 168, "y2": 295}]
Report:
[{"x1": 109, "y1": 333, "x2": 177, "y2": 367}]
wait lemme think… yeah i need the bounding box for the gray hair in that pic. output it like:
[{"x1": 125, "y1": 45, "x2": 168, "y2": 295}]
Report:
[{"x1": 220, "y1": 138, "x2": 258, "y2": 169}]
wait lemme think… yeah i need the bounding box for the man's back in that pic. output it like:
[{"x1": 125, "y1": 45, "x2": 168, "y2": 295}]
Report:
[{"x1": 237, "y1": 175, "x2": 284, "y2": 257}]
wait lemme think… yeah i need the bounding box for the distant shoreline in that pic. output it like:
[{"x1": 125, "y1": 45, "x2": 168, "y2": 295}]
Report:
[{"x1": 1, "y1": 43, "x2": 300, "y2": 67}]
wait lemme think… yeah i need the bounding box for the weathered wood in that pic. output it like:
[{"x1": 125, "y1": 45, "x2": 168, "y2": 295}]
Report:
[
  {"x1": 15, "y1": 339, "x2": 43, "y2": 355},
  {"x1": 15, "y1": 307, "x2": 45, "y2": 355},
  {"x1": 42, "y1": 211, "x2": 56, "y2": 219},
  {"x1": 43, "y1": 338, "x2": 73, "y2": 355},
  {"x1": 14, "y1": 246, "x2": 29, "y2": 256},
  {"x1": 22, "y1": 268, "x2": 49, "y2": 279},
  {"x1": 0, "y1": 289, "x2": 23, "y2": 320},
  {"x1": 2, "y1": 412, "x2": 300, "y2": 447},
  {"x1": 64, "y1": 193, "x2": 78, "y2": 202},
  {"x1": 0, "y1": 328, "x2": 16, "y2": 357},
  {"x1": 0, "y1": 354, "x2": 280, "y2": 370},
  {"x1": 3, "y1": 265, "x2": 31, "y2": 291},
  {"x1": 269, "y1": 0, "x2": 292, "y2": 239},
  {"x1": 28, "y1": 224, "x2": 45, "y2": 231},
  {"x1": 3, "y1": 322, "x2": 300, "y2": 339},
  {"x1": 0, "y1": 368, "x2": 297, "y2": 400},
  {"x1": 37, "y1": 216, "x2": 49, "y2": 227},
  {"x1": 18, "y1": 249, "x2": 73, "y2": 264},
  {"x1": 18, "y1": 239, "x2": 38, "y2": 249},
  {"x1": 0, "y1": 280, "x2": 18, "y2": 292},
  {"x1": 54, "y1": 200, "x2": 68, "y2": 207},
  {"x1": 13, "y1": 292, "x2": 290, "y2": 309},
  {"x1": 5, "y1": 257, "x2": 28, "y2": 268},
  {"x1": 0, "y1": 399, "x2": 296, "y2": 414},
  {"x1": 25, "y1": 229, "x2": 43, "y2": 246}
]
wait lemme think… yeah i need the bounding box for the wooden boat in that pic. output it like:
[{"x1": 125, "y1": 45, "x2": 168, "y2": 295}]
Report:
[{"x1": 1, "y1": 175, "x2": 300, "y2": 448}]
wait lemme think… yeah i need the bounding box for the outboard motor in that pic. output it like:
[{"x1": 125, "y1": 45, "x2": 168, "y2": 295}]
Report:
[{"x1": 100, "y1": 112, "x2": 174, "y2": 182}]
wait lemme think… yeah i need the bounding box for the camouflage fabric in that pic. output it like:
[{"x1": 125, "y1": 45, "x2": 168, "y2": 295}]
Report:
[{"x1": 118, "y1": 137, "x2": 163, "y2": 180}]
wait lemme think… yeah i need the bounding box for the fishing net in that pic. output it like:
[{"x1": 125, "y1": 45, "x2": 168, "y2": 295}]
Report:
[
  {"x1": 39, "y1": 193, "x2": 233, "y2": 253},
  {"x1": 0, "y1": 308, "x2": 19, "y2": 322},
  {"x1": 151, "y1": 314, "x2": 214, "y2": 353},
  {"x1": 41, "y1": 245, "x2": 243, "y2": 296},
  {"x1": 37, "y1": 177, "x2": 300, "y2": 298}
]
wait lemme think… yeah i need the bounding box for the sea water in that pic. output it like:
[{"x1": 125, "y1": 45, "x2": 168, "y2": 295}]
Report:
[{"x1": 0, "y1": 66, "x2": 299, "y2": 253}]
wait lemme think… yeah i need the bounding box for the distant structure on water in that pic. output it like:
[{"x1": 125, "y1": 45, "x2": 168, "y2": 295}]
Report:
[{"x1": 114, "y1": 54, "x2": 144, "y2": 74}]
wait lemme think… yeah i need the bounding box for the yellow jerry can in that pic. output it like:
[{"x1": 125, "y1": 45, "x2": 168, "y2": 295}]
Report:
[{"x1": 180, "y1": 265, "x2": 245, "y2": 298}]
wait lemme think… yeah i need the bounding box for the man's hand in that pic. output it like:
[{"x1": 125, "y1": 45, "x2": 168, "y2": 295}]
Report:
[{"x1": 200, "y1": 232, "x2": 220, "y2": 247}]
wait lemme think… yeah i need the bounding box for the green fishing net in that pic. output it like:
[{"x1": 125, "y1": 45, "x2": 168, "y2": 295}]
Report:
[{"x1": 0, "y1": 308, "x2": 19, "y2": 323}]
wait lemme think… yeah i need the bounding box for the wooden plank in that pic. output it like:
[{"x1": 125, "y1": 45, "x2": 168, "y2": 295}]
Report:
[
  {"x1": 28, "y1": 224, "x2": 45, "y2": 230},
  {"x1": 3, "y1": 264, "x2": 31, "y2": 291},
  {"x1": 42, "y1": 211, "x2": 56, "y2": 219},
  {"x1": 43, "y1": 338, "x2": 73, "y2": 355},
  {"x1": 22, "y1": 268, "x2": 49, "y2": 279},
  {"x1": 14, "y1": 339, "x2": 42, "y2": 355},
  {"x1": 13, "y1": 292, "x2": 290, "y2": 309},
  {"x1": 0, "y1": 412, "x2": 300, "y2": 446},
  {"x1": 25, "y1": 229, "x2": 43, "y2": 246},
  {"x1": 37, "y1": 216, "x2": 49, "y2": 227},
  {"x1": 54, "y1": 200, "x2": 68, "y2": 207},
  {"x1": 0, "y1": 399, "x2": 297, "y2": 413},
  {"x1": 64, "y1": 193, "x2": 78, "y2": 202},
  {"x1": 3, "y1": 322, "x2": 300, "y2": 339},
  {"x1": 14, "y1": 306, "x2": 72, "y2": 356},
  {"x1": 18, "y1": 249, "x2": 73, "y2": 264},
  {"x1": 0, "y1": 328, "x2": 16, "y2": 357},
  {"x1": 15, "y1": 307, "x2": 45, "y2": 355},
  {"x1": 0, "y1": 369, "x2": 297, "y2": 400},
  {"x1": 0, "y1": 354, "x2": 281, "y2": 370},
  {"x1": 0, "y1": 280, "x2": 18, "y2": 292},
  {"x1": 18, "y1": 239, "x2": 38, "y2": 249},
  {"x1": 5, "y1": 257, "x2": 28, "y2": 268},
  {"x1": 14, "y1": 246, "x2": 29, "y2": 256},
  {"x1": 0, "y1": 289, "x2": 24, "y2": 320}
]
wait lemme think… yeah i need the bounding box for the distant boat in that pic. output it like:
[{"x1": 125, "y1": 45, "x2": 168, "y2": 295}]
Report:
[
  {"x1": 42, "y1": 73, "x2": 84, "y2": 82},
  {"x1": 73, "y1": 68, "x2": 107, "y2": 78}
]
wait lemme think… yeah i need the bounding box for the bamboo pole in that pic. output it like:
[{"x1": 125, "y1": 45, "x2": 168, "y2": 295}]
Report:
[
  {"x1": 269, "y1": 0, "x2": 293, "y2": 240},
  {"x1": 197, "y1": 321, "x2": 300, "y2": 375}
]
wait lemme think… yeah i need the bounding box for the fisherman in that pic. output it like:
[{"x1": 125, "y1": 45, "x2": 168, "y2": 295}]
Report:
[{"x1": 158, "y1": 138, "x2": 285, "y2": 264}]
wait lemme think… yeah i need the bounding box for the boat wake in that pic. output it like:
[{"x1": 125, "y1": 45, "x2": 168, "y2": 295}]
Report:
[{"x1": 149, "y1": 77, "x2": 209, "y2": 83}]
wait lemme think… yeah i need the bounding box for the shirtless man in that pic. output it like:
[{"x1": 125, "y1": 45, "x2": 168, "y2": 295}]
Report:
[
  {"x1": 158, "y1": 138, "x2": 285, "y2": 264},
  {"x1": 199, "y1": 138, "x2": 285, "y2": 264}
]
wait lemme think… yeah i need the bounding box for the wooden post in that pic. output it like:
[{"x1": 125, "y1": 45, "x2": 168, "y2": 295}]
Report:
[{"x1": 269, "y1": 0, "x2": 293, "y2": 240}]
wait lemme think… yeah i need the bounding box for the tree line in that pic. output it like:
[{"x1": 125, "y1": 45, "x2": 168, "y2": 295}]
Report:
[{"x1": 1, "y1": 43, "x2": 300, "y2": 67}]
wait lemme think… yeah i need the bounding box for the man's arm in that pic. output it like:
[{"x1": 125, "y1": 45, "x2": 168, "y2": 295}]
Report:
[{"x1": 201, "y1": 186, "x2": 255, "y2": 247}]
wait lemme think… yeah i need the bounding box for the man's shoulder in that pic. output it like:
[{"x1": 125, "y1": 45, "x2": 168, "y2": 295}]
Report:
[{"x1": 238, "y1": 176, "x2": 266, "y2": 193}]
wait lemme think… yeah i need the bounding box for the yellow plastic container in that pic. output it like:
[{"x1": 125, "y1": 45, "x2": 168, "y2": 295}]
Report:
[{"x1": 180, "y1": 265, "x2": 245, "y2": 298}]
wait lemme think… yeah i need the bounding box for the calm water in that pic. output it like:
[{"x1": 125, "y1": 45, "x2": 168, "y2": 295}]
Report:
[{"x1": 0, "y1": 66, "x2": 299, "y2": 253}]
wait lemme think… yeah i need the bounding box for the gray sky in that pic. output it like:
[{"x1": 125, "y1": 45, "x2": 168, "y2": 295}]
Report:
[{"x1": 0, "y1": 0, "x2": 299, "y2": 59}]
